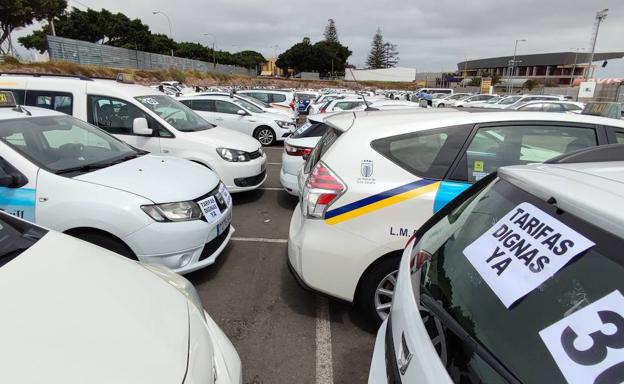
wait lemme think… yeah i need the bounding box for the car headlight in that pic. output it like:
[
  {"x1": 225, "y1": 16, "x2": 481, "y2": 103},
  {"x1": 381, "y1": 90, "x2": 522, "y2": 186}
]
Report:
[
  {"x1": 142, "y1": 263, "x2": 205, "y2": 320},
  {"x1": 216, "y1": 147, "x2": 251, "y2": 162},
  {"x1": 275, "y1": 120, "x2": 295, "y2": 129},
  {"x1": 141, "y1": 201, "x2": 202, "y2": 222}
]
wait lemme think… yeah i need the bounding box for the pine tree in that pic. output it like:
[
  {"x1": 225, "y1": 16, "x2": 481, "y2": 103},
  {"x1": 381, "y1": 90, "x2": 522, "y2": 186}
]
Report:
[
  {"x1": 383, "y1": 42, "x2": 399, "y2": 68},
  {"x1": 366, "y1": 28, "x2": 385, "y2": 69},
  {"x1": 324, "y1": 19, "x2": 339, "y2": 43}
]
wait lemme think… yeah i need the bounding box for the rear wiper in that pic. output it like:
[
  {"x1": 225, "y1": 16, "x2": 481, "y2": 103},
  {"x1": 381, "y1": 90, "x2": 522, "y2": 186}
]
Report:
[{"x1": 420, "y1": 293, "x2": 522, "y2": 384}]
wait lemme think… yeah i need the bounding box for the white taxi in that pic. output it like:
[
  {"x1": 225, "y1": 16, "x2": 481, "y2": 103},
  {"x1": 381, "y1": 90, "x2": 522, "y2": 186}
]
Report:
[
  {"x1": 0, "y1": 210, "x2": 241, "y2": 383},
  {"x1": 288, "y1": 108, "x2": 624, "y2": 324},
  {"x1": 0, "y1": 73, "x2": 267, "y2": 192},
  {"x1": 371, "y1": 145, "x2": 624, "y2": 383},
  {"x1": 0, "y1": 92, "x2": 233, "y2": 274}
]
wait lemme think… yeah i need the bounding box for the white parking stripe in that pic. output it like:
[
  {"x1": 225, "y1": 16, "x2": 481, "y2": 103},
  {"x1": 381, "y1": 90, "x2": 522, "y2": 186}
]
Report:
[
  {"x1": 316, "y1": 296, "x2": 334, "y2": 384},
  {"x1": 267, "y1": 162, "x2": 281, "y2": 165},
  {"x1": 257, "y1": 187, "x2": 284, "y2": 191},
  {"x1": 231, "y1": 237, "x2": 288, "y2": 243}
]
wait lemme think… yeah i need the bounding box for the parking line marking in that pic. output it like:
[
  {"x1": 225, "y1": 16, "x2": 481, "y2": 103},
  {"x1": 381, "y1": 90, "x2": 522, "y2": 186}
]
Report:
[
  {"x1": 267, "y1": 162, "x2": 281, "y2": 165},
  {"x1": 231, "y1": 236, "x2": 288, "y2": 243},
  {"x1": 258, "y1": 187, "x2": 285, "y2": 191},
  {"x1": 316, "y1": 296, "x2": 334, "y2": 384}
]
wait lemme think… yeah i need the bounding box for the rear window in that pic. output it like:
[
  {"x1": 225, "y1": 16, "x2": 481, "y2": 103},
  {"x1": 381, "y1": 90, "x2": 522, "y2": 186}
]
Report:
[
  {"x1": 413, "y1": 178, "x2": 624, "y2": 383},
  {"x1": 292, "y1": 121, "x2": 330, "y2": 138},
  {"x1": 304, "y1": 127, "x2": 341, "y2": 173},
  {"x1": 271, "y1": 94, "x2": 287, "y2": 103},
  {"x1": 371, "y1": 125, "x2": 471, "y2": 179}
]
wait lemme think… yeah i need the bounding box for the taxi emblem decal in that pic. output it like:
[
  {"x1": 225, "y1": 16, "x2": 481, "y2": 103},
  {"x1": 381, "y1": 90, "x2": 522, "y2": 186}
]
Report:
[{"x1": 361, "y1": 160, "x2": 374, "y2": 178}]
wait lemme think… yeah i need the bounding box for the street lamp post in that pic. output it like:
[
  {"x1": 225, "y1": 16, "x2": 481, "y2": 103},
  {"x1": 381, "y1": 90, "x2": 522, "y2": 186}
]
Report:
[
  {"x1": 152, "y1": 11, "x2": 174, "y2": 57},
  {"x1": 507, "y1": 39, "x2": 526, "y2": 93},
  {"x1": 204, "y1": 34, "x2": 217, "y2": 68},
  {"x1": 569, "y1": 48, "x2": 583, "y2": 87},
  {"x1": 586, "y1": 8, "x2": 608, "y2": 80}
]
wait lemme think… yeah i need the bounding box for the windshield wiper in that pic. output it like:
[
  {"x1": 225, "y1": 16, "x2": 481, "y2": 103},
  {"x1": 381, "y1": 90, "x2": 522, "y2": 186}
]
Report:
[
  {"x1": 419, "y1": 293, "x2": 522, "y2": 384},
  {"x1": 55, "y1": 153, "x2": 141, "y2": 175}
]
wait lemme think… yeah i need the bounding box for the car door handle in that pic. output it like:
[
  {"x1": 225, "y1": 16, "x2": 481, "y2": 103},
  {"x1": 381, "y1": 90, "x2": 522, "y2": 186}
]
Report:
[
  {"x1": 215, "y1": 118, "x2": 223, "y2": 121},
  {"x1": 247, "y1": 120, "x2": 256, "y2": 123}
]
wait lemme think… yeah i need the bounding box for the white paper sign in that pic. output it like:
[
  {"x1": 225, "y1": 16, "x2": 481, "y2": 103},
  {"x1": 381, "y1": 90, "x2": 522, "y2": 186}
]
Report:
[
  {"x1": 539, "y1": 290, "x2": 624, "y2": 384},
  {"x1": 218, "y1": 183, "x2": 232, "y2": 207},
  {"x1": 197, "y1": 195, "x2": 221, "y2": 223},
  {"x1": 463, "y1": 202, "x2": 594, "y2": 308}
]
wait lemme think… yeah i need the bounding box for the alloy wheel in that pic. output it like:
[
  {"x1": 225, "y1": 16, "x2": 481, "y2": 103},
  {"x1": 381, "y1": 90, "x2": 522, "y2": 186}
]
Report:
[
  {"x1": 257, "y1": 128, "x2": 275, "y2": 146},
  {"x1": 374, "y1": 270, "x2": 398, "y2": 320}
]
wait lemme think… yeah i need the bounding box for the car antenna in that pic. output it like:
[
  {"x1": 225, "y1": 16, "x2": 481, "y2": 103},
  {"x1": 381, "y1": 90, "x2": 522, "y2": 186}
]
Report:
[
  {"x1": 347, "y1": 67, "x2": 377, "y2": 111},
  {"x1": 13, "y1": 104, "x2": 32, "y2": 116}
]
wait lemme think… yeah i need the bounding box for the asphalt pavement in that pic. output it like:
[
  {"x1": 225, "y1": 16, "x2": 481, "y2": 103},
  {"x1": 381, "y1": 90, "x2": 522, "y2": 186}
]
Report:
[{"x1": 187, "y1": 145, "x2": 376, "y2": 384}]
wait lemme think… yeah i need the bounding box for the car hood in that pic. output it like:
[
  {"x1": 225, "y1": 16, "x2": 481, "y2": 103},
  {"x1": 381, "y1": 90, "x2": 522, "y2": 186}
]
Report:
[
  {"x1": 0, "y1": 231, "x2": 196, "y2": 384},
  {"x1": 75, "y1": 154, "x2": 220, "y2": 203},
  {"x1": 187, "y1": 126, "x2": 261, "y2": 152}
]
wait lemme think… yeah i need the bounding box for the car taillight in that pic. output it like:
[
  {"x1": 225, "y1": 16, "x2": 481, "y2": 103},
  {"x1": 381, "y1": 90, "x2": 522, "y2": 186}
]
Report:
[
  {"x1": 285, "y1": 143, "x2": 313, "y2": 157},
  {"x1": 410, "y1": 249, "x2": 432, "y2": 272},
  {"x1": 320, "y1": 108, "x2": 326, "y2": 113},
  {"x1": 289, "y1": 100, "x2": 295, "y2": 110},
  {"x1": 301, "y1": 161, "x2": 345, "y2": 219}
]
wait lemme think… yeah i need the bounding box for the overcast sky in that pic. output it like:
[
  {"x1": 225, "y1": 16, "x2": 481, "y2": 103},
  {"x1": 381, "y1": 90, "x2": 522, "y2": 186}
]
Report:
[{"x1": 13, "y1": 0, "x2": 624, "y2": 76}]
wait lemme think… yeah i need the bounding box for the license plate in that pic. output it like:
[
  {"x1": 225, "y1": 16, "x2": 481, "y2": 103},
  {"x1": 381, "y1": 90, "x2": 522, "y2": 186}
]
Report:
[
  {"x1": 217, "y1": 209, "x2": 232, "y2": 235},
  {"x1": 218, "y1": 183, "x2": 232, "y2": 207}
]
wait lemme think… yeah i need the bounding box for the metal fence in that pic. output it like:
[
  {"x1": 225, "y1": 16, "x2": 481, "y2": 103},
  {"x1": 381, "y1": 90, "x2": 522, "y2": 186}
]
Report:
[{"x1": 46, "y1": 35, "x2": 255, "y2": 76}]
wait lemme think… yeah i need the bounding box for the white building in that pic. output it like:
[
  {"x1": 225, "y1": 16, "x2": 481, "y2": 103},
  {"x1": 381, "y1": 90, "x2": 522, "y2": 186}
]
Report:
[{"x1": 345, "y1": 67, "x2": 417, "y2": 82}]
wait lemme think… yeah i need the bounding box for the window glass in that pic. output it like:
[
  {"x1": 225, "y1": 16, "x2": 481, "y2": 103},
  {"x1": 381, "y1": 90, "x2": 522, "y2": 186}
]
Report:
[
  {"x1": 520, "y1": 104, "x2": 543, "y2": 111},
  {"x1": 190, "y1": 99, "x2": 215, "y2": 112},
  {"x1": 135, "y1": 95, "x2": 213, "y2": 132},
  {"x1": 231, "y1": 98, "x2": 263, "y2": 113},
  {"x1": 452, "y1": 125, "x2": 598, "y2": 182},
  {"x1": 372, "y1": 125, "x2": 471, "y2": 179},
  {"x1": 615, "y1": 132, "x2": 624, "y2": 144},
  {"x1": 0, "y1": 89, "x2": 25, "y2": 104},
  {"x1": 292, "y1": 122, "x2": 329, "y2": 138},
  {"x1": 0, "y1": 214, "x2": 47, "y2": 268},
  {"x1": 215, "y1": 100, "x2": 242, "y2": 114},
  {"x1": 88, "y1": 95, "x2": 151, "y2": 135},
  {"x1": 412, "y1": 178, "x2": 624, "y2": 384},
  {"x1": 563, "y1": 104, "x2": 582, "y2": 111},
  {"x1": 334, "y1": 101, "x2": 361, "y2": 111},
  {"x1": 0, "y1": 115, "x2": 137, "y2": 174},
  {"x1": 270, "y1": 94, "x2": 287, "y2": 103},
  {"x1": 543, "y1": 103, "x2": 563, "y2": 112},
  {"x1": 247, "y1": 92, "x2": 269, "y2": 103},
  {"x1": 25, "y1": 91, "x2": 73, "y2": 115}
]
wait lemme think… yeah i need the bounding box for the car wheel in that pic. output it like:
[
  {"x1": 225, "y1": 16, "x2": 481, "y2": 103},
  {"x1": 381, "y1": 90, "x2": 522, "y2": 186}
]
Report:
[
  {"x1": 358, "y1": 254, "x2": 401, "y2": 326},
  {"x1": 438, "y1": 103, "x2": 445, "y2": 108},
  {"x1": 254, "y1": 126, "x2": 276, "y2": 146},
  {"x1": 74, "y1": 230, "x2": 137, "y2": 259}
]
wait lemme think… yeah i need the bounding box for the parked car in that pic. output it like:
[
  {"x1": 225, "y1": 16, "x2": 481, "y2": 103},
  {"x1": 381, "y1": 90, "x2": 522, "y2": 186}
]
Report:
[
  {"x1": 0, "y1": 93, "x2": 233, "y2": 274},
  {"x1": 178, "y1": 94, "x2": 295, "y2": 146},
  {"x1": 288, "y1": 108, "x2": 624, "y2": 325},
  {"x1": 370, "y1": 144, "x2": 624, "y2": 384},
  {"x1": 433, "y1": 93, "x2": 472, "y2": 108},
  {"x1": 465, "y1": 95, "x2": 505, "y2": 108},
  {"x1": 453, "y1": 94, "x2": 499, "y2": 107},
  {"x1": 309, "y1": 94, "x2": 359, "y2": 114},
  {"x1": 236, "y1": 90, "x2": 298, "y2": 119},
  {"x1": 415, "y1": 88, "x2": 453, "y2": 95},
  {"x1": 0, "y1": 210, "x2": 241, "y2": 383},
  {"x1": 296, "y1": 91, "x2": 320, "y2": 114},
  {"x1": 514, "y1": 100, "x2": 586, "y2": 113},
  {"x1": 280, "y1": 113, "x2": 334, "y2": 195},
  {"x1": 0, "y1": 73, "x2": 267, "y2": 193},
  {"x1": 190, "y1": 91, "x2": 295, "y2": 120},
  {"x1": 318, "y1": 98, "x2": 366, "y2": 113},
  {"x1": 488, "y1": 94, "x2": 565, "y2": 109}
]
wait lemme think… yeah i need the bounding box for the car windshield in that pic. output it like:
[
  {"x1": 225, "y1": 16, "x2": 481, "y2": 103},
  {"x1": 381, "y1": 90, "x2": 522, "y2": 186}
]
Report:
[
  {"x1": 486, "y1": 97, "x2": 503, "y2": 104},
  {"x1": 499, "y1": 96, "x2": 522, "y2": 105},
  {"x1": 412, "y1": 177, "x2": 623, "y2": 383},
  {"x1": 135, "y1": 95, "x2": 213, "y2": 132},
  {"x1": 0, "y1": 115, "x2": 139, "y2": 174},
  {"x1": 231, "y1": 98, "x2": 264, "y2": 113}
]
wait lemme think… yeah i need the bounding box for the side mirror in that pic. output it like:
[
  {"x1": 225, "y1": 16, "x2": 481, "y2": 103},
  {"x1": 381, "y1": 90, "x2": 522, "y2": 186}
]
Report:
[
  {"x1": 133, "y1": 118, "x2": 153, "y2": 136},
  {"x1": 237, "y1": 109, "x2": 247, "y2": 116}
]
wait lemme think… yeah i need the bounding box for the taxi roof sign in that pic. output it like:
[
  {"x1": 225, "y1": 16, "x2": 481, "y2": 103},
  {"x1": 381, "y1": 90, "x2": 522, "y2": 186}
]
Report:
[
  {"x1": 116, "y1": 73, "x2": 135, "y2": 84},
  {"x1": 0, "y1": 91, "x2": 17, "y2": 108}
]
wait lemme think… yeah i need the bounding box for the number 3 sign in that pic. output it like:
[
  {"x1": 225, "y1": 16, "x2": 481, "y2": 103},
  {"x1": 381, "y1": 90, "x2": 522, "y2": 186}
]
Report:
[{"x1": 540, "y1": 291, "x2": 624, "y2": 384}]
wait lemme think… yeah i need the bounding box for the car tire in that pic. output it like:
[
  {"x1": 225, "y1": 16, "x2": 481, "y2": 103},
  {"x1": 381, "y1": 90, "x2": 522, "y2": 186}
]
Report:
[
  {"x1": 254, "y1": 126, "x2": 276, "y2": 146},
  {"x1": 74, "y1": 230, "x2": 137, "y2": 259},
  {"x1": 357, "y1": 253, "x2": 401, "y2": 327},
  {"x1": 438, "y1": 103, "x2": 445, "y2": 108}
]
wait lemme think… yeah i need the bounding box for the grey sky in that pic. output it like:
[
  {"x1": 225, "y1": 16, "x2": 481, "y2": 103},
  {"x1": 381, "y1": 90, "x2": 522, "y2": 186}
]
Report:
[{"x1": 13, "y1": 0, "x2": 624, "y2": 76}]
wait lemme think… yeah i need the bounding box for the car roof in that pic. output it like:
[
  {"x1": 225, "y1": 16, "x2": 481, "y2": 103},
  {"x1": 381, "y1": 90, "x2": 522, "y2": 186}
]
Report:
[
  {"x1": 324, "y1": 108, "x2": 624, "y2": 135},
  {"x1": 0, "y1": 105, "x2": 66, "y2": 120},
  {"x1": 500, "y1": 161, "x2": 624, "y2": 238}
]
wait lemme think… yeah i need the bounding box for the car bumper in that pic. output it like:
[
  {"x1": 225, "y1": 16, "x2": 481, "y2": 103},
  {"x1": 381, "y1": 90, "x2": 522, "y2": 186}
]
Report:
[
  {"x1": 123, "y1": 206, "x2": 234, "y2": 274},
  {"x1": 368, "y1": 318, "x2": 389, "y2": 384},
  {"x1": 280, "y1": 167, "x2": 299, "y2": 196},
  {"x1": 216, "y1": 155, "x2": 267, "y2": 193},
  {"x1": 287, "y1": 204, "x2": 384, "y2": 302}
]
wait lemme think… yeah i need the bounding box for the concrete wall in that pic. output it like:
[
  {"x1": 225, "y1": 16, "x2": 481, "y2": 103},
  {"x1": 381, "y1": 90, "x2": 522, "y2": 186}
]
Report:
[{"x1": 46, "y1": 36, "x2": 256, "y2": 76}]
